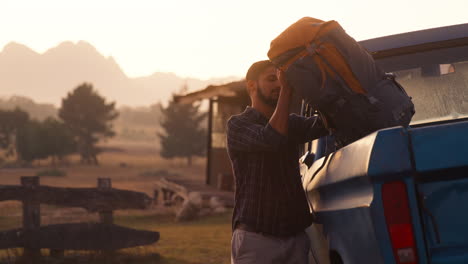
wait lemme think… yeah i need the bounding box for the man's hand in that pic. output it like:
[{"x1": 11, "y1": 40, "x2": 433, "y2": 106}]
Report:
[{"x1": 277, "y1": 70, "x2": 293, "y2": 93}]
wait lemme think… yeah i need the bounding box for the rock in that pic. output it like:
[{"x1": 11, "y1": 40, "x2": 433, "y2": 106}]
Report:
[
  {"x1": 175, "y1": 192, "x2": 203, "y2": 222},
  {"x1": 198, "y1": 208, "x2": 212, "y2": 217},
  {"x1": 175, "y1": 200, "x2": 199, "y2": 222},
  {"x1": 209, "y1": 196, "x2": 223, "y2": 209},
  {"x1": 213, "y1": 207, "x2": 227, "y2": 213},
  {"x1": 209, "y1": 196, "x2": 227, "y2": 213},
  {"x1": 188, "y1": 192, "x2": 203, "y2": 208}
]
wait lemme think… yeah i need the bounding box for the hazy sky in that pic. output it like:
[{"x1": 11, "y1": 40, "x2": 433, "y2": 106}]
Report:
[{"x1": 1, "y1": 0, "x2": 467, "y2": 79}]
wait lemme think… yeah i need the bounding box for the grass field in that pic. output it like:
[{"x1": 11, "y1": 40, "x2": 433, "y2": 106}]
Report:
[
  {"x1": 0, "y1": 210, "x2": 232, "y2": 264},
  {"x1": 117, "y1": 211, "x2": 232, "y2": 264},
  {"x1": 0, "y1": 139, "x2": 233, "y2": 264}
]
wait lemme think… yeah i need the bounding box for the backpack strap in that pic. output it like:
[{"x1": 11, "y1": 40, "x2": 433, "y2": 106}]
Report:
[
  {"x1": 278, "y1": 48, "x2": 332, "y2": 91},
  {"x1": 279, "y1": 49, "x2": 308, "y2": 72},
  {"x1": 278, "y1": 21, "x2": 337, "y2": 72},
  {"x1": 313, "y1": 41, "x2": 367, "y2": 95}
]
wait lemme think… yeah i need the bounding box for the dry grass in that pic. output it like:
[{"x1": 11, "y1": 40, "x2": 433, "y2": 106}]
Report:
[
  {"x1": 0, "y1": 210, "x2": 232, "y2": 264},
  {"x1": 0, "y1": 139, "x2": 231, "y2": 264},
  {"x1": 0, "y1": 138, "x2": 206, "y2": 193},
  {"x1": 116, "y1": 211, "x2": 232, "y2": 264}
]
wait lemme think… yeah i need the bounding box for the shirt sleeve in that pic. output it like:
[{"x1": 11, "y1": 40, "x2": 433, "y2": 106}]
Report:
[
  {"x1": 288, "y1": 114, "x2": 329, "y2": 144},
  {"x1": 227, "y1": 116, "x2": 287, "y2": 152}
]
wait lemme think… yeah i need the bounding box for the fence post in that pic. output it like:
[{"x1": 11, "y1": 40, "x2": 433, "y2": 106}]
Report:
[
  {"x1": 97, "y1": 178, "x2": 114, "y2": 257},
  {"x1": 162, "y1": 188, "x2": 174, "y2": 206},
  {"x1": 97, "y1": 178, "x2": 113, "y2": 224},
  {"x1": 21, "y1": 176, "x2": 41, "y2": 260},
  {"x1": 153, "y1": 189, "x2": 159, "y2": 205}
]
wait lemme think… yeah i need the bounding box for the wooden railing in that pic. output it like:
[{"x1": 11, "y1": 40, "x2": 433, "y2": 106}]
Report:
[
  {"x1": 153, "y1": 177, "x2": 189, "y2": 206},
  {"x1": 0, "y1": 176, "x2": 159, "y2": 260}
]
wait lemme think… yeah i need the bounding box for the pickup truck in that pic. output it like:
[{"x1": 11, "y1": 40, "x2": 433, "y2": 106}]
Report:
[{"x1": 302, "y1": 23, "x2": 468, "y2": 264}]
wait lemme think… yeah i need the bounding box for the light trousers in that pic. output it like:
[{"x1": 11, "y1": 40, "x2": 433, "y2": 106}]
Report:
[{"x1": 231, "y1": 229, "x2": 310, "y2": 264}]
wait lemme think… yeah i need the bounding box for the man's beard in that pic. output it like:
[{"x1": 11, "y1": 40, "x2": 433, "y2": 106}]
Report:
[{"x1": 257, "y1": 86, "x2": 278, "y2": 108}]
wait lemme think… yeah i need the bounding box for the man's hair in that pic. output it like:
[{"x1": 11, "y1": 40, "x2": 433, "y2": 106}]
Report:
[{"x1": 246, "y1": 60, "x2": 275, "y2": 81}]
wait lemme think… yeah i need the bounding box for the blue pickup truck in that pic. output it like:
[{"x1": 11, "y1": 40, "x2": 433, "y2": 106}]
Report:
[{"x1": 303, "y1": 23, "x2": 468, "y2": 264}]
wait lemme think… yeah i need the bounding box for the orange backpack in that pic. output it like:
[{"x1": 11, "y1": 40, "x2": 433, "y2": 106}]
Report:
[
  {"x1": 269, "y1": 17, "x2": 365, "y2": 95},
  {"x1": 268, "y1": 17, "x2": 414, "y2": 147}
]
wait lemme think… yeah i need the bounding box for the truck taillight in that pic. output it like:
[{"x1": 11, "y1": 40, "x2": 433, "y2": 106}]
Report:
[{"x1": 382, "y1": 181, "x2": 418, "y2": 264}]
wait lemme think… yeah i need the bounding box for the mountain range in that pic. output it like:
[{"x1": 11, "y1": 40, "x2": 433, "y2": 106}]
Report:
[{"x1": 0, "y1": 41, "x2": 239, "y2": 106}]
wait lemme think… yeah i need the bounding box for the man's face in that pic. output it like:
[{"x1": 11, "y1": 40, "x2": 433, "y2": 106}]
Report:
[{"x1": 255, "y1": 66, "x2": 281, "y2": 108}]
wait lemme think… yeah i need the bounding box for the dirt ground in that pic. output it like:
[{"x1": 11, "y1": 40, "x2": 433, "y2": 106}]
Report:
[{"x1": 0, "y1": 139, "x2": 206, "y2": 193}]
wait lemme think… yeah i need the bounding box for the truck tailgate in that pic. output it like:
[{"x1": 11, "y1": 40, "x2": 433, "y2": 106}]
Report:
[{"x1": 410, "y1": 121, "x2": 468, "y2": 264}]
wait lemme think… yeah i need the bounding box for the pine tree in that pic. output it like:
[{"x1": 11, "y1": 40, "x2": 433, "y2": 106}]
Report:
[
  {"x1": 59, "y1": 83, "x2": 118, "y2": 165},
  {"x1": 158, "y1": 96, "x2": 206, "y2": 166}
]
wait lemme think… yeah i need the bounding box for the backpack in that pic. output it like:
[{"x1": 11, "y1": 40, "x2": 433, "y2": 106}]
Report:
[{"x1": 268, "y1": 17, "x2": 415, "y2": 147}]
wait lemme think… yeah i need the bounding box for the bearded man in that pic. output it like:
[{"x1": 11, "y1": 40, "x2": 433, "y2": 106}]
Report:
[{"x1": 227, "y1": 60, "x2": 328, "y2": 264}]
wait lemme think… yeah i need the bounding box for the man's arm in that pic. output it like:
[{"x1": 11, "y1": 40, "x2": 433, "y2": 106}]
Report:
[
  {"x1": 269, "y1": 70, "x2": 293, "y2": 136},
  {"x1": 227, "y1": 116, "x2": 287, "y2": 152},
  {"x1": 277, "y1": 69, "x2": 328, "y2": 143},
  {"x1": 227, "y1": 70, "x2": 295, "y2": 152}
]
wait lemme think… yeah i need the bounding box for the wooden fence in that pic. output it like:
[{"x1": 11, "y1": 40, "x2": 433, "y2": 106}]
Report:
[
  {"x1": 153, "y1": 177, "x2": 189, "y2": 206},
  {"x1": 0, "y1": 176, "x2": 159, "y2": 260}
]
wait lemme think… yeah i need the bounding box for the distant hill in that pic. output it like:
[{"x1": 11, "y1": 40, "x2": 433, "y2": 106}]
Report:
[
  {"x1": 0, "y1": 95, "x2": 57, "y2": 120},
  {"x1": 0, "y1": 41, "x2": 239, "y2": 106}
]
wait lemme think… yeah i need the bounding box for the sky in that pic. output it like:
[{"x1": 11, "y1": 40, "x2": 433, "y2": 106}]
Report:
[{"x1": 1, "y1": 0, "x2": 467, "y2": 80}]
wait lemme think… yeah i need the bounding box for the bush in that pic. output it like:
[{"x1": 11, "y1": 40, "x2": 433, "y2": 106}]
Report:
[{"x1": 36, "y1": 168, "x2": 67, "y2": 177}]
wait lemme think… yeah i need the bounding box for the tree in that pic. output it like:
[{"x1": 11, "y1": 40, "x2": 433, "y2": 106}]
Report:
[
  {"x1": 0, "y1": 108, "x2": 30, "y2": 158},
  {"x1": 15, "y1": 119, "x2": 49, "y2": 163},
  {"x1": 41, "y1": 118, "x2": 76, "y2": 164},
  {"x1": 14, "y1": 117, "x2": 76, "y2": 165},
  {"x1": 158, "y1": 96, "x2": 206, "y2": 166},
  {"x1": 0, "y1": 109, "x2": 75, "y2": 165},
  {"x1": 59, "y1": 83, "x2": 118, "y2": 165}
]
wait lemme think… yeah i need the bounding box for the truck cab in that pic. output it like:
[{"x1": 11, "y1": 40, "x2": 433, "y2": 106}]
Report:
[{"x1": 303, "y1": 23, "x2": 468, "y2": 264}]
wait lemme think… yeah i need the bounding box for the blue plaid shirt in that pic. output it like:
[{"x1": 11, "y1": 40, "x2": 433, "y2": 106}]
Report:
[{"x1": 227, "y1": 106, "x2": 328, "y2": 236}]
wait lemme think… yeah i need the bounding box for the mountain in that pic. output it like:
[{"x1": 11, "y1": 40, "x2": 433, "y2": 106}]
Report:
[{"x1": 0, "y1": 41, "x2": 239, "y2": 106}]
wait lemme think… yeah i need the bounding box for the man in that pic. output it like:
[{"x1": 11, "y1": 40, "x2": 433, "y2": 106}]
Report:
[{"x1": 227, "y1": 60, "x2": 328, "y2": 264}]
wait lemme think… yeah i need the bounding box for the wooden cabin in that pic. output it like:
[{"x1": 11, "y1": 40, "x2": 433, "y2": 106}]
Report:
[{"x1": 174, "y1": 81, "x2": 249, "y2": 191}]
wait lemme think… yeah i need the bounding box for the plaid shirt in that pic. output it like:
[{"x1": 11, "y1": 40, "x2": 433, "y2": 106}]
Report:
[{"x1": 227, "y1": 106, "x2": 328, "y2": 236}]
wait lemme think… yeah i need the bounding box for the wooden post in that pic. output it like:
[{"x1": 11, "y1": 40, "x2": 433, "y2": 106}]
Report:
[
  {"x1": 162, "y1": 188, "x2": 168, "y2": 206},
  {"x1": 97, "y1": 178, "x2": 113, "y2": 224},
  {"x1": 97, "y1": 178, "x2": 114, "y2": 258},
  {"x1": 162, "y1": 188, "x2": 175, "y2": 206},
  {"x1": 206, "y1": 98, "x2": 214, "y2": 185},
  {"x1": 21, "y1": 176, "x2": 41, "y2": 260},
  {"x1": 153, "y1": 189, "x2": 159, "y2": 205}
]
